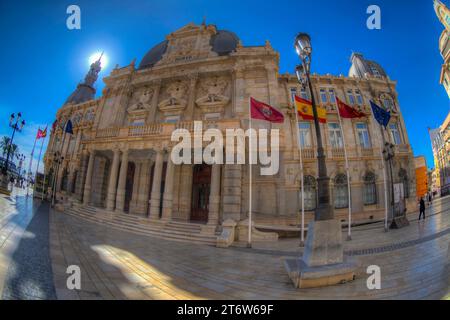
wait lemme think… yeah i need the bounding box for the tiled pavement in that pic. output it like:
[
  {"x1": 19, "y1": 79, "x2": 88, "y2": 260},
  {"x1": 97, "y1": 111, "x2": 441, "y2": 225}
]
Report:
[{"x1": 1, "y1": 188, "x2": 449, "y2": 300}]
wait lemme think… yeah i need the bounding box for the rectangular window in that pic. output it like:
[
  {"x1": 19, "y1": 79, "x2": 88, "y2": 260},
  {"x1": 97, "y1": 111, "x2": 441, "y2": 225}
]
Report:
[
  {"x1": 328, "y1": 89, "x2": 336, "y2": 104},
  {"x1": 165, "y1": 115, "x2": 180, "y2": 123},
  {"x1": 299, "y1": 122, "x2": 312, "y2": 148},
  {"x1": 347, "y1": 90, "x2": 355, "y2": 105},
  {"x1": 389, "y1": 123, "x2": 402, "y2": 145},
  {"x1": 300, "y1": 88, "x2": 309, "y2": 100},
  {"x1": 356, "y1": 123, "x2": 371, "y2": 148},
  {"x1": 328, "y1": 122, "x2": 343, "y2": 148},
  {"x1": 290, "y1": 87, "x2": 297, "y2": 103},
  {"x1": 355, "y1": 90, "x2": 363, "y2": 105},
  {"x1": 131, "y1": 119, "x2": 145, "y2": 126},
  {"x1": 320, "y1": 89, "x2": 327, "y2": 104}
]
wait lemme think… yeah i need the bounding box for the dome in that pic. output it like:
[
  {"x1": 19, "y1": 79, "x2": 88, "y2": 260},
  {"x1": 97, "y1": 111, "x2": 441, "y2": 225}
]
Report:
[
  {"x1": 138, "y1": 40, "x2": 169, "y2": 70},
  {"x1": 349, "y1": 53, "x2": 387, "y2": 79},
  {"x1": 138, "y1": 29, "x2": 239, "y2": 70},
  {"x1": 209, "y1": 30, "x2": 239, "y2": 56},
  {"x1": 65, "y1": 84, "x2": 96, "y2": 105}
]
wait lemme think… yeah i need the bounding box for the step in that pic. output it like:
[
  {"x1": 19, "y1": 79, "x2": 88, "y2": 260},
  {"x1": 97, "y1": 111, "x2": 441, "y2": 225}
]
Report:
[{"x1": 64, "y1": 207, "x2": 217, "y2": 245}]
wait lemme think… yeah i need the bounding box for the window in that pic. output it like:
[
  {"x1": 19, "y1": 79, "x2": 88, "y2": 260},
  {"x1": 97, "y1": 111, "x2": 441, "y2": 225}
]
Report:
[
  {"x1": 303, "y1": 176, "x2": 317, "y2": 211},
  {"x1": 399, "y1": 169, "x2": 410, "y2": 199},
  {"x1": 165, "y1": 115, "x2": 180, "y2": 123},
  {"x1": 131, "y1": 119, "x2": 145, "y2": 126},
  {"x1": 299, "y1": 122, "x2": 312, "y2": 148},
  {"x1": 347, "y1": 90, "x2": 355, "y2": 105},
  {"x1": 355, "y1": 90, "x2": 363, "y2": 105},
  {"x1": 328, "y1": 122, "x2": 343, "y2": 148},
  {"x1": 290, "y1": 87, "x2": 297, "y2": 103},
  {"x1": 320, "y1": 89, "x2": 328, "y2": 104},
  {"x1": 300, "y1": 88, "x2": 309, "y2": 100},
  {"x1": 328, "y1": 89, "x2": 336, "y2": 104},
  {"x1": 363, "y1": 172, "x2": 377, "y2": 205},
  {"x1": 356, "y1": 123, "x2": 371, "y2": 149},
  {"x1": 389, "y1": 123, "x2": 402, "y2": 145},
  {"x1": 370, "y1": 66, "x2": 381, "y2": 77},
  {"x1": 383, "y1": 97, "x2": 393, "y2": 111},
  {"x1": 334, "y1": 174, "x2": 349, "y2": 209}
]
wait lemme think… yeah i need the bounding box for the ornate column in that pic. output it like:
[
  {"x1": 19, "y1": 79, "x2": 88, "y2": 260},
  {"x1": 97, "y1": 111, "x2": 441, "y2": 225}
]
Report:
[
  {"x1": 208, "y1": 164, "x2": 221, "y2": 226},
  {"x1": 115, "y1": 149, "x2": 129, "y2": 212},
  {"x1": 106, "y1": 149, "x2": 121, "y2": 211},
  {"x1": 67, "y1": 168, "x2": 75, "y2": 195},
  {"x1": 83, "y1": 150, "x2": 95, "y2": 206},
  {"x1": 185, "y1": 74, "x2": 198, "y2": 120},
  {"x1": 74, "y1": 129, "x2": 82, "y2": 156},
  {"x1": 136, "y1": 159, "x2": 152, "y2": 215},
  {"x1": 130, "y1": 161, "x2": 142, "y2": 212},
  {"x1": 149, "y1": 149, "x2": 164, "y2": 219},
  {"x1": 147, "y1": 80, "x2": 161, "y2": 123},
  {"x1": 161, "y1": 157, "x2": 175, "y2": 221},
  {"x1": 179, "y1": 164, "x2": 193, "y2": 221}
]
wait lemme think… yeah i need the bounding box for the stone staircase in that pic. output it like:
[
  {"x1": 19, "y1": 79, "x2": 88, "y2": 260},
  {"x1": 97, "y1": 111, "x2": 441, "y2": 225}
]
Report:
[{"x1": 63, "y1": 204, "x2": 218, "y2": 246}]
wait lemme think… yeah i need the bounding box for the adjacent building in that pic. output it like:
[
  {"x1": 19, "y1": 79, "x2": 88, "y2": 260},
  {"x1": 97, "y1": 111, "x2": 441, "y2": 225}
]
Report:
[
  {"x1": 429, "y1": 111, "x2": 450, "y2": 196},
  {"x1": 435, "y1": 0, "x2": 450, "y2": 98},
  {"x1": 414, "y1": 156, "x2": 428, "y2": 198},
  {"x1": 44, "y1": 23, "x2": 416, "y2": 242}
]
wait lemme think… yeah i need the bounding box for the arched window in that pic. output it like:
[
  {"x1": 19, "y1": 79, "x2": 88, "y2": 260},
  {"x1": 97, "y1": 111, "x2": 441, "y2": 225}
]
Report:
[
  {"x1": 334, "y1": 174, "x2": 349, "y2": 209},
  {"x1": 399, "y1": 169, "x2": 410, "y2": 199},
  {"x1": 363, "y1": 172, "x2": 377, "y2": 205},
  {"x1": 302, "y1": 176, "x2": 317, "y2": 211}
]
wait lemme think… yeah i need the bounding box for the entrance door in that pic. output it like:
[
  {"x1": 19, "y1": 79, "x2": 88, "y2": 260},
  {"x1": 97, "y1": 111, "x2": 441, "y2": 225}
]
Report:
[
  {"x1": 124, "y1": 162, "x2": 135, "y2": 213},
  {"x1": 190, "y1": 164, "x2": 211, "y2": 223}
]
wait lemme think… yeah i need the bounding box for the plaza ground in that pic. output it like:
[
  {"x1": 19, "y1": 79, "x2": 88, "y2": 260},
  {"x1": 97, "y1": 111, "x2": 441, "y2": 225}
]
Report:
[{"x1": 0, "y1": 188, "x2": 449, "y2": 300}]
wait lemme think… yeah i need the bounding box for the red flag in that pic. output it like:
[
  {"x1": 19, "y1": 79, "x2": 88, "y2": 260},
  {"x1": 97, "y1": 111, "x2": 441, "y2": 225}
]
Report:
[
  {"x1": 36, "y1": 126, "x2": 48, "y2": 139},
  {"x1": 250, "y1": 98, "x2": 284, "y2": 123},
  {"x1": 336, "y1": 97, "x2": 366, "y2": 119}
]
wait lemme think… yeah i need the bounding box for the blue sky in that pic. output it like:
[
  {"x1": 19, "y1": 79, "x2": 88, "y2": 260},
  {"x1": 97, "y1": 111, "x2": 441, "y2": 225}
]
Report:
[{"x1": 0, "y1": 0, "x2": 448, "y2": 173}]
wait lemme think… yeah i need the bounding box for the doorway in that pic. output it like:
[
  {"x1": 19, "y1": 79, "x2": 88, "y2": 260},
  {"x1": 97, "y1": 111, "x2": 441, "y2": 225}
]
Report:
[{"x1": 190, "y1": 164, "x2": 211, "y2": 223}]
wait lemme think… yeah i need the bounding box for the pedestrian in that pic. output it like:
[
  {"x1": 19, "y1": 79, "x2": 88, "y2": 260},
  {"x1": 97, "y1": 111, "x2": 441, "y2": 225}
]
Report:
[
  {"x1": 419, "y1": 197, "x2": 426, "y2": 221},
  {"x1": 428, "y1": 193, "x2": 432, "y2": 205}
]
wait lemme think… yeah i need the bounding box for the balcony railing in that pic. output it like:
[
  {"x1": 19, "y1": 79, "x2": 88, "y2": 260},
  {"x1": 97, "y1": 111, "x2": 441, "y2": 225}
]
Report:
[
  {"x1": 301, "y1": 148, "x2": 315, "y2": 160},
  {"x1": 96, "y1": 127, "x2": 119, "y2": 138},
  {"x1": 330, "y1": 147, "x2": 345, "y2": 159},
  {"x1": 395, "y1": 144, "x2": 410, "y2": 154},
  {"x1": 360, "y1": 147, "x2": 374, "y2": 157},
  {"x1": 128, "y1": 124, "x2": 163, "y2": 137}
]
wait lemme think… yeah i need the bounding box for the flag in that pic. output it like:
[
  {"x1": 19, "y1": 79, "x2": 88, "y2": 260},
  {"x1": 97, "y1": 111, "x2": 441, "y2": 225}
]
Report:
[
  {"x1": 370, "y1": 101, "x2": 391, "y2": 128},
  {"x1": 336, "y1": 97, "x2": 366, "y2": 119},
  {"x1": 250, "y1": 98, "x2": 285, "y2": 123},
  {"x1": 295, "y1": 95, "x2": 327, "y2": 124},
  {"x1": 65, "y1": 120, "x2": 74, "y2": 134},
  {"x1": 36, "y1": 126, "x2": 48, "y2": 140},
  {"x1": 51, "y1": 120, "x2": 58, "y2": 132}
]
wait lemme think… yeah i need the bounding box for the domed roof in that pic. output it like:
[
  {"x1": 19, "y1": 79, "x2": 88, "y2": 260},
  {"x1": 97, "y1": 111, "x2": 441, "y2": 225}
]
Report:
[
  {"x1": 349, "y1": 53, "x2": 387, "y2": 79},
  {"x1": 138, "y1": 40, "x2": 169, "y2": 70},
  {"x1": 138, "y1": 29, "x2": 239, "y2": 70},
  {"x1": 210, "y1": 30, "x2": 239, "y2": 56}
]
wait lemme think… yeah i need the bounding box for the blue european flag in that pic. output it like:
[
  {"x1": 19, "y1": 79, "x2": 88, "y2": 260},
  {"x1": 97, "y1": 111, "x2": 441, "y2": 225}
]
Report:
[
  {"x1": 370, "y1": 101, "x2": 391, "y2": 129},
  {"x1": 65, "y1": 119, "x2": 73, "y2": 134}
]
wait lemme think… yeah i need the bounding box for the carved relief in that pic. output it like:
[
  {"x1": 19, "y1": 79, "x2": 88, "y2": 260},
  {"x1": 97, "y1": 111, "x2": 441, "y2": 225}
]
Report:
[
  {"x1": 127, "y1": 88, "x2": 153, "y2": 117},
  {"x1": 195, "y1": 76, "x2": 230, "y2": 113},
  {"x1": 158, "y1": 80, "x2": 188, "y2": 115}
]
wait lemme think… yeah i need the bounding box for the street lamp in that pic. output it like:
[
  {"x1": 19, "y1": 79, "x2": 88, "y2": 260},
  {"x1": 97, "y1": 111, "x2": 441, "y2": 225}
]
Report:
[
  {"x1": 1, "y1": 113, "x2": 25, "y2": 193},
  {"x1": 16, "y1": 153, "x2": 25, "y2": 186},
  {"x1": 294, "y1": 33, "x2": 333, "y2": 221},
  {"x1": 285, "y1": 33, "x2": 356, "y2": 289}
]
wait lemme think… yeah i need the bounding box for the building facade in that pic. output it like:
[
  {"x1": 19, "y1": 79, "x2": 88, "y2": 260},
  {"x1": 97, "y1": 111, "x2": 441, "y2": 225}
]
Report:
[
  {"x1": 44, "y1": 23, "x2": 416, "y2": 241},
  {"x1": 435, "y1": 0, "x2": 450, "y2": 98},
  {"x1": 429, "y1": 111, "x2": 450, "y2": 196},
  {"x1": 414, "y1": 156, "x2": 428, "y2": 198}
]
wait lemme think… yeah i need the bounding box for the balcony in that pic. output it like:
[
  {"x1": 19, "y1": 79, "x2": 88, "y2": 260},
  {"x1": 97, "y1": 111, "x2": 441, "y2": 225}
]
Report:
[
  {"x1": 128, "y1": 124, "x2": 163, "y2": 137},
  {"x1": 96, "y1": 127, "x2": 119, "y2": 138},
  {"x1": 360, "y1": 147, "x2": 374, "y2": 157},
  {"x1": 330, "y1": 147, "x2": 345, "y2": 159},
  {"x1": 395, "y1": 144, "x2": 410, "y2": 154},
  {"x1": 301, "y1": 148, "x2": 315, "y2": 160}
]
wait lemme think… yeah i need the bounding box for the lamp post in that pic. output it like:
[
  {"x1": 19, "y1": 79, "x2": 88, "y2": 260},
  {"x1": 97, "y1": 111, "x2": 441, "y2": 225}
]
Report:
[
  {"x1": 0, "y1": 113, "x2": 25, "y2": 193},
  {"x1": 294, "y1": 33, "x2": 333, "y2": 221},
  {"x1": 16, "y1": 153, "x2": 25, "y2": 187},
  {"x1": 284, "y1": 33, "x2": 356, "y2": 289}
]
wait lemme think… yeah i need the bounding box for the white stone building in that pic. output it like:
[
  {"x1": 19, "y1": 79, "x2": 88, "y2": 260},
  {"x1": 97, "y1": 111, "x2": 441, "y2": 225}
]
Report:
[{"x1": 45, "y1": 23, "x2": 416, "y2": 242}]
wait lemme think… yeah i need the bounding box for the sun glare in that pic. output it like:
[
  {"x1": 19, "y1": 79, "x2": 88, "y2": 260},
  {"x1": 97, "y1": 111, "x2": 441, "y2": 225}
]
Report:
[{"x1": 88, "y1": 52, "x2": 108, "y2": 68}]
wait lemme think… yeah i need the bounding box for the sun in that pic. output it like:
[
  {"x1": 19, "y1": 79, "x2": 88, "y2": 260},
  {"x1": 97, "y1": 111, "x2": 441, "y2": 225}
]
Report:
[{"x1": 88, "y1": 52, "x2": 108, "y2": 68}]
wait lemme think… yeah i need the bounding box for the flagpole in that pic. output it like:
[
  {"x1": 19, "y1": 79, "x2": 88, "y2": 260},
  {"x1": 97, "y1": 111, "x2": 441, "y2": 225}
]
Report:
[
  {"x1": 52, "y1": 124, "x2": 67, "y2": 207},
  {"x1": 26, "y1": 133, "x2": 38, "y2": 197},
  {"x1": 369, "y1": 101, "x2": 389, "y2": 232},
  {"x1": 248, "y1": 97, "x2": 253, "y2": 248},
  {"x1": 336, "y1": 98, "x2": 352, "y2": 241},
  {"x1": 293, "y1": 97, "x2": 305, "y2": 246},
  {"x1": 34, "y1": 133, "x2": 46, "y2": 199}
]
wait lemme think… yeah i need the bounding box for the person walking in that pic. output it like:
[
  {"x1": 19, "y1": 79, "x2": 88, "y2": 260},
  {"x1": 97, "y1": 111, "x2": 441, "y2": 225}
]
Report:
[
  {"x1": 419, "y1": 197, "x2": 426, "y2": 221},
  {"x1": 428, "y1": 192, "x2": 432, "y2": 206}
]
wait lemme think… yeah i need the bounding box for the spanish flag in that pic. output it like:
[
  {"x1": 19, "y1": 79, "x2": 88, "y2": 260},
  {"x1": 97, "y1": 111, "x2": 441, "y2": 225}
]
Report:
[{"x1": 295, "y1": 95, "x2": 327, "y2": 124}]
